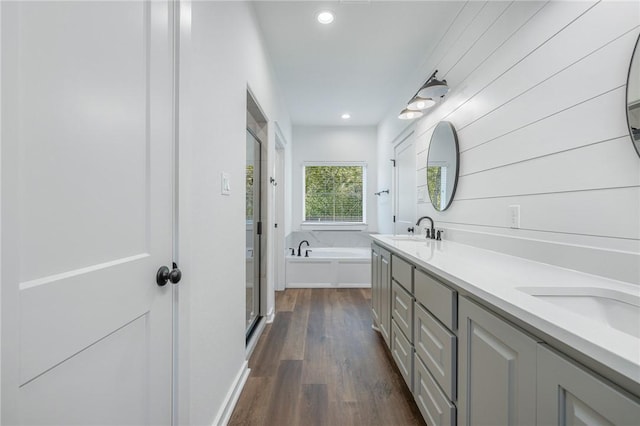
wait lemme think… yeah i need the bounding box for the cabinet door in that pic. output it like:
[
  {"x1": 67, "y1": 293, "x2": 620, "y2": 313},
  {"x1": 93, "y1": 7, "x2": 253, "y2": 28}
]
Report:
[
  {"x1": 371, "y1": 246, "x2": 380, "y2": 325},
  {"x1": 380, "y1": 251, "x2": 391, "y2": 346},
  {"x1": 459, "y1": 297, "x2": 539, "y2": 426},
  {"x1": 537, "y1": 345, "x2": 640, "y2": 426}
]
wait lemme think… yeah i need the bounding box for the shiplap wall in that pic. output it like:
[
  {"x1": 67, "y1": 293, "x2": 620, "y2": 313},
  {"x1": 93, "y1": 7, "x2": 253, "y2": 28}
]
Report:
[{"x1": 388, "y1": 1, "x2": 640, "y2": 284}]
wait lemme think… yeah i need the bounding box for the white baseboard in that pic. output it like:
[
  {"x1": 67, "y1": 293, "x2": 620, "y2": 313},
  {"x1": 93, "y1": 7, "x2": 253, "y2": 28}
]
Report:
[
  {"x1": 286, "y1": 283, "x2": 372, "y2": 289},
  {"x1": 212, "y1": 361, "x2": 250, "y2": 426},
  {"x1": 266, "y1": 307, "x2": 275, "y2": 323}
]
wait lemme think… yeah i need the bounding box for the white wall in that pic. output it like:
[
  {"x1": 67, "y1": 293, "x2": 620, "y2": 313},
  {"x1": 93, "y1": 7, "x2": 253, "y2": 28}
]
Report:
[
  {"x1": 292, "y1": 126, "x2": 378, "y2": 233},
  {"x1": 178, "y1": 1, "x2": 291, "y2": 424},
  {"x1": 378, "y1": 1, "x2": 640, "y2": 284}
]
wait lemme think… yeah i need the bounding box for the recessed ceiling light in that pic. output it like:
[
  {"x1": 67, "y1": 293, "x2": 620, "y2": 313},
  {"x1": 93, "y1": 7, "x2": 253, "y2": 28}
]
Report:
[
  {"x1": 317, "y1": 11, "x2": 335, "y2": 25},
  {"x1": 341, "y1": 113, "x2": 351, "y2": 119}
]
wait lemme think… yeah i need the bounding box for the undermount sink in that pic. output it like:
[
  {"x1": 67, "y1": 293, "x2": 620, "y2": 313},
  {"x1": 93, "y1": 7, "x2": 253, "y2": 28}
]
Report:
[
  {"x1": 518, "y1": 286, "x2": 640, "y2": 339},
  {"x1": 390, "y1": 235, "x2": 426, "y2": 241}
]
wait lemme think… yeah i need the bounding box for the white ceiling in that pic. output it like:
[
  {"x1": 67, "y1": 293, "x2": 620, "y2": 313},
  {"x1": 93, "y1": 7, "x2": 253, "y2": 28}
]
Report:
[{"x1": 251, "y1": 1, "x2": 464, "y2": 127}]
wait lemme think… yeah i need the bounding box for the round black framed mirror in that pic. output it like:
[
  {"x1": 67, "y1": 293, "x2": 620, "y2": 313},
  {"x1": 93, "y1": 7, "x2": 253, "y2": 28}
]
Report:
[
  {"x1": 427, "y1": 121, "x2": 459, "y2": 211},
  {"x1": 626, "y1": 34, "x2": 640, "y2": 157}
]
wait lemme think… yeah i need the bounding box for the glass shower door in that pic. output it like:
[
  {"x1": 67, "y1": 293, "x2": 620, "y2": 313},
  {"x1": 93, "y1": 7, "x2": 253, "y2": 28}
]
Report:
[{"x1": 246, "y1": 129, "x2": 261, "y2": 337}]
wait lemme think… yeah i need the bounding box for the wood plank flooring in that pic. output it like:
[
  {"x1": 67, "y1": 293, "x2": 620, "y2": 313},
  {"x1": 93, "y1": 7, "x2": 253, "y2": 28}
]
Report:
[{"x1": 229, "y1": 288, "x2": 426, "y2": 426}]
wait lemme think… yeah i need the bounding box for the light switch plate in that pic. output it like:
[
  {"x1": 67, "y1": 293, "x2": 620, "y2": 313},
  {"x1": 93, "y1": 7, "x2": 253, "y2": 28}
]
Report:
[
  {"x1": 221, "y1": 172, "x2": 231, "y2": 195},
  {"x1": 509, "y1": 205, "x2": 520, "y2": 229}
]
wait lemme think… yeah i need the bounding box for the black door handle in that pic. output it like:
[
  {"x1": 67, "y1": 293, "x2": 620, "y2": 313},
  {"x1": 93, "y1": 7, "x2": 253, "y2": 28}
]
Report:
[{"x1": 157, "y1": 263, "x2": 182, "y2": 286}]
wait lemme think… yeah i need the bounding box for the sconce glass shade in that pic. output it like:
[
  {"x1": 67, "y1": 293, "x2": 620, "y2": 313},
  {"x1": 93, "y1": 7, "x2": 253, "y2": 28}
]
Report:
[
  {"x1": 398, "y1": 108, "x2": 424, "y2": 120},
  {"x1": 407, "y1": 95, "x2": 436, "y2": 111},
  {"x1": 417, "y1": 78, "x2": 449, "y2": 99}
]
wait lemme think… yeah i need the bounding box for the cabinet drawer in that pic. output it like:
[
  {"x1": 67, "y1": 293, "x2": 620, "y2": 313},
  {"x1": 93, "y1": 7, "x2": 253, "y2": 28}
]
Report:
[
  {"x1": 414, "y1": 302, "x2": 456, "y2": 400},
  {"x1": 392, "y1": 255, "x2": 413, "y2": 293},
  {"x1": 392, "y1": 281, "x2": 414, "y2": 342},
  {"x1": 415, "y1": 269, "x2": 457, "y2": 330},
  {"x1": 391, "y1": 320, "x2": 413, "y2": 392},
  {"x1": 414, "y1": 353, "x2": 456, "y2": 426}
]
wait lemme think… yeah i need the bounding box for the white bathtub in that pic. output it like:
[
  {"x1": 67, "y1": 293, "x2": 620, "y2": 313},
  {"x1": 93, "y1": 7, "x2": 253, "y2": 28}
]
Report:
[{"x1": 285, "y1": 247, "x2": 371, "y2": 288}]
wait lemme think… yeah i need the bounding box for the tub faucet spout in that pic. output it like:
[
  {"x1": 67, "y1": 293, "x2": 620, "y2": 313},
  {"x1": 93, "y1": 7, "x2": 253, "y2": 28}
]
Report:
[
  {"x1": 416, "y1": 216, "x2": 436, "y2": 239},
  {"x1": 297, "y1": 240, "x2": 310, "y2": 257}
]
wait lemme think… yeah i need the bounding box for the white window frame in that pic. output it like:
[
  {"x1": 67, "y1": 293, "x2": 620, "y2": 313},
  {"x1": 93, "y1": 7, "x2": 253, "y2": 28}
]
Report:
[{"x1": 301, "y1": 161, "x2": 368, "y2": 230}]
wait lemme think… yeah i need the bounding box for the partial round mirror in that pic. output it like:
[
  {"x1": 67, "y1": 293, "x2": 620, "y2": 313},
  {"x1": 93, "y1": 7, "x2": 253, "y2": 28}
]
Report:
[
  {"x1": 427, "y1": 121, "x2": 459, "y2": 211},
  {"x1": 627, "y1": 34, "x2": 640, "y2": 157}
]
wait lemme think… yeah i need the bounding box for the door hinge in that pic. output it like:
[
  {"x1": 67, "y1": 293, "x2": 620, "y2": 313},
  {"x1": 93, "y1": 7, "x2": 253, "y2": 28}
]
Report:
[
  {"x1": 390, "y1": 159, "x2": 396, "y2": 167},
  {"x1": 393, "y1": 215, "x2": 396, "y2": 223},
  {"x1": 257, "y1": 221, "x2": 262, "y2": 235}
]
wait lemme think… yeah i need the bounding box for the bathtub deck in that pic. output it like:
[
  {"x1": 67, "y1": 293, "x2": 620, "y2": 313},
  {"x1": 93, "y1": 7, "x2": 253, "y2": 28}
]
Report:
[{"x1": 228, "y1": 288, "x2": 425, "y2": 426}]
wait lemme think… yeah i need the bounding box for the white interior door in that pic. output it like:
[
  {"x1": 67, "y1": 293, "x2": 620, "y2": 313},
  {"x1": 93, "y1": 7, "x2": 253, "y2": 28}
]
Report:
[
  {"x1": 1, "y1": 1, "x2": 175, "y2": 424},
  {"x1": 394, "y1": 135, "x2": 417, "y2": 235}
]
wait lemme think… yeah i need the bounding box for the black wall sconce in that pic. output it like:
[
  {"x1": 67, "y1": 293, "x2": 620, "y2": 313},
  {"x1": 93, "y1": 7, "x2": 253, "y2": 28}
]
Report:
[{"x1": 398, "y1": 70, "x2": 449, "y2": 120}]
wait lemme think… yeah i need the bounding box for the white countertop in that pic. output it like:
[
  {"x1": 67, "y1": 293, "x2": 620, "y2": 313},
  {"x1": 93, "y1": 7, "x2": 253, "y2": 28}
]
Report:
[{"x1": 371, "y1": 234, "x2": 640, "y2": 389}]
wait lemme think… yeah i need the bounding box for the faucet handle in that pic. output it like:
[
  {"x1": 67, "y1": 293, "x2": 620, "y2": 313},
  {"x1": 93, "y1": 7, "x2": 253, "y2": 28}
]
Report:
[
  {"x1": 305, "y1": 249, "x2": 312, "y2": 258},
  {"x1": 288, "y1": 248, "x2": 295, "y2": 255},
  {"x1": 436, "y1": 230, "x2": 444, "y2": 241}
]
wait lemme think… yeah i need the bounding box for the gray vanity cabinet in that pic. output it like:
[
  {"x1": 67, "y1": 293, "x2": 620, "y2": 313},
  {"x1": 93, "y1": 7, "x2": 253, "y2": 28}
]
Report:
[
  {"x1": 414, "y1": 302, "x2": 456, "y2": 400},
  {"x1": 373, "y1": 239, "x2": 640, "y2": 426},
  {"x1": 390, "y1": 254, "x2": 415, "y2": 390},
  {"x1": 380, "y1": 249, "x2": 391, "y2": 346},
  {"x1": 392, "y1": 319, "x2": 414, "y2": 391},
  {"x1": 391, "y1": 281, "x2": 413, "y2": 341},
  {"x1": 371, "y1": 247, "x2": 380, "y2": 325},
  {"x1": 392, "y1": 255, "x2": 414, "y2": 293},
  {"x1": 414, "y1": 353, "x2": 456, "y2": 426},
  {"x1": 371, "y1": 243, "x2": 391, "y2": 347},
  {"x1": 458, "y1": 296, "x2": 539, "y2": 426},
  {"x1": 412, "y1": 268, "x2": 458, "y2": 425},
  {"x1": 537, "y1": 345, "x2": 640, "y2": 426},
  {"x1": 415, "y1": 268, "x2": 457, "y2": 330}
]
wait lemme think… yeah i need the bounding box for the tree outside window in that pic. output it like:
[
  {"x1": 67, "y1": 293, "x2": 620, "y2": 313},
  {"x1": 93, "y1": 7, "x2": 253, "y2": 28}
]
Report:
[{"x1": 304, "y1": 165, "x2": 365, "y2": 223}]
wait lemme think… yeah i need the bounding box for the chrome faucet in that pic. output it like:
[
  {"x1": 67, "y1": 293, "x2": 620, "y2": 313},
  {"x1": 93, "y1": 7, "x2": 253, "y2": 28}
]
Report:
[
  {"x1": 416, "y1": 216, "x2": 436, "y2": 239},
  {"x1": 297, "y1": 240, "x2": 310, "y2": 257}
]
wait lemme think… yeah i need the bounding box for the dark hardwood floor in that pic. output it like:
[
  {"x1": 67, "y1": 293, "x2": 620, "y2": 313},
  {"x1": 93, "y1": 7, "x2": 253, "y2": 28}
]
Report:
[{"x1": 229, "y1": 288, "x2": 426, "y2": 426}]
